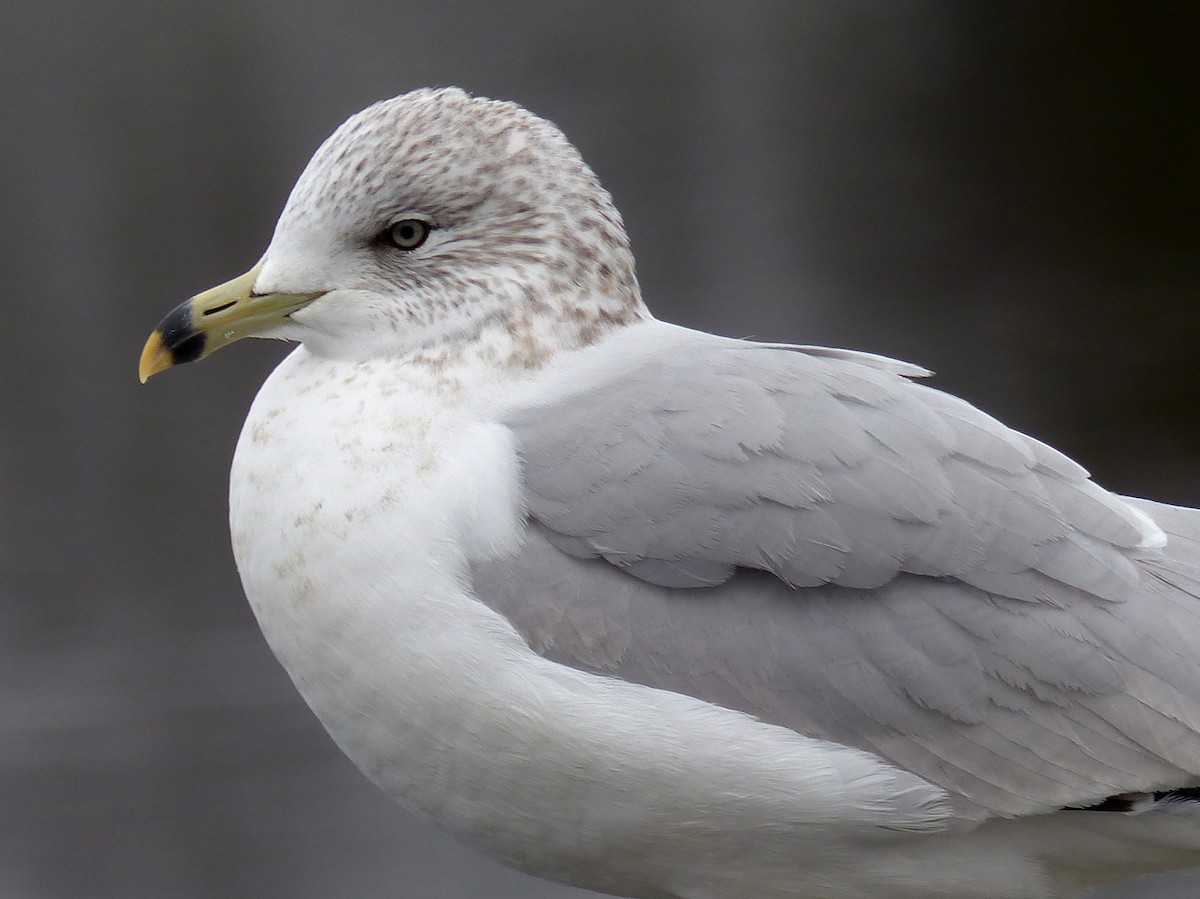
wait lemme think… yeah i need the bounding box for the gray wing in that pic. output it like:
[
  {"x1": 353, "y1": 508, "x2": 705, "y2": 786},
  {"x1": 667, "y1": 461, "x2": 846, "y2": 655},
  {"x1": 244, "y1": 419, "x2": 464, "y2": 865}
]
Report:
[
  {"x1": 474, "y1": 522, "x2": 1200, "y2": 818},
  {"x1": 475, "y1": 335, "x2": 1200, "y2": 817},
  {"x1": 508, "y1": 339, "x2": 1156, "y2": 603}
]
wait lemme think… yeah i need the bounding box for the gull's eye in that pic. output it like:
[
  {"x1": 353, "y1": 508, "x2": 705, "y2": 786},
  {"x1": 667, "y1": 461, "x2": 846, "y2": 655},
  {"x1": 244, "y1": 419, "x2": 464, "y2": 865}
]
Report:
[{"x1": 386, "y1": 218, "x2": 433, "y2": 250}]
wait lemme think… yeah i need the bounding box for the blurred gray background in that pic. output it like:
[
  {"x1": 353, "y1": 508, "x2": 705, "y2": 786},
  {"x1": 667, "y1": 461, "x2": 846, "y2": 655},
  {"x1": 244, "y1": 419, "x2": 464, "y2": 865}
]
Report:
[{"x1": 4, "y1": 2, "x2": 1200, "y2": 897}]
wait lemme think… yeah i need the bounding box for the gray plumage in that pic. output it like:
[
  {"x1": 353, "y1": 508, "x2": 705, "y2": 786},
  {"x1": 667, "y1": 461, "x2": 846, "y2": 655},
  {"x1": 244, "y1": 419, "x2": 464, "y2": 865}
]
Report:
[{"x1": 475, "y1": 336, "x2": 1200, "y2": 819}]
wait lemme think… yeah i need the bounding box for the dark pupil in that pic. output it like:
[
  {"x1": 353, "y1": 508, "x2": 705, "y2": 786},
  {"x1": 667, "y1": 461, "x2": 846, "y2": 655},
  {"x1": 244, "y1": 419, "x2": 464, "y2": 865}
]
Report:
[{"x1": 397, "y1": 224, "x2": 415, "y2": 242}]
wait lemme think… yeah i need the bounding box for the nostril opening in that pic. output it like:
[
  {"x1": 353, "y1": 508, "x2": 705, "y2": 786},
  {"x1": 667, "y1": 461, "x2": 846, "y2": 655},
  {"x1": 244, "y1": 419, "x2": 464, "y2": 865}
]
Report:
[{"x1": 203, "y1": 300, "x2": 238, "y2": 316}]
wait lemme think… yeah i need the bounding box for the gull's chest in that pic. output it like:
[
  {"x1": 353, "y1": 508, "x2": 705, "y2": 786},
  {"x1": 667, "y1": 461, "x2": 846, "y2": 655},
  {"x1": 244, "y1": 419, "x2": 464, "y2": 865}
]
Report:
[
  {"x1": 227, "y1": 350, "x2": 526, "y2": 642},
  {"x1": 235, "y1": 357, "x2": 449, "y2": 511},
  {"x1": 223, "y1": 351, "x2": 555, "y2": 830}
]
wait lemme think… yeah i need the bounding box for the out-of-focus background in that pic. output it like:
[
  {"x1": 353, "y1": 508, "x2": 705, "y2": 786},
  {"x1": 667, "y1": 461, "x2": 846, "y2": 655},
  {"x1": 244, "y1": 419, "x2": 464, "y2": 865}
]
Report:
[{"x1": 4, "y1": 2, "x2": 1199, "y2": 897}]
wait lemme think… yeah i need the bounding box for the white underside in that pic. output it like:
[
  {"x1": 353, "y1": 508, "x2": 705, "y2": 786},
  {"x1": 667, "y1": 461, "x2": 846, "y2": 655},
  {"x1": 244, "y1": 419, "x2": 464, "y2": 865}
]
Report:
[{"x1": 228, "y1": 321, "x2": 1200, "y2": 899}]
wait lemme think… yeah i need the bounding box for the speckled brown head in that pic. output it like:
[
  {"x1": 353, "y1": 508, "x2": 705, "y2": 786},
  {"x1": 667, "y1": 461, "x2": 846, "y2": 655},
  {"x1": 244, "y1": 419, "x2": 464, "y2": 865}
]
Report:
[{"x1": 139, "y1": 88, "x2": 648, "y2": 381}]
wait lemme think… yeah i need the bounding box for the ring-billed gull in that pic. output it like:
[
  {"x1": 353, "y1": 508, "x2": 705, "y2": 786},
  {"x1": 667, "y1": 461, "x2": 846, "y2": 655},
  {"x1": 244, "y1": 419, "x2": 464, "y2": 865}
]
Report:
[{"x1": 139, "y1": 89, "x2": 1200, "y2": 898}]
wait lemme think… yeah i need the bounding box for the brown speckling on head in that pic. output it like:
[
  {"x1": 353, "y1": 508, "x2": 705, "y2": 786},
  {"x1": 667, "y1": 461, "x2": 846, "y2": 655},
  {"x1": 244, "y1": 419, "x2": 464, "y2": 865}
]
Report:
[{"x1": 261, "y1": 88, "x2": 650, "y2": 372}]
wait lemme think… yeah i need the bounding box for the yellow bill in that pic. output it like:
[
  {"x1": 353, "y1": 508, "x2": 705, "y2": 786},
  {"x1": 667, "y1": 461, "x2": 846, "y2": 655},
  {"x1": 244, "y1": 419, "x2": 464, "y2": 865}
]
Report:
[{"x1": 138, "y1": 263, "x2": 325, "y2": 382}]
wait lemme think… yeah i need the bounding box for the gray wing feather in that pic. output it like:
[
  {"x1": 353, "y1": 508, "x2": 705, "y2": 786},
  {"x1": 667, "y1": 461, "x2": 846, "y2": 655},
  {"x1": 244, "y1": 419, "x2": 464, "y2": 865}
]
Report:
[
  {"x1": 473, "y1": 524, "x2": 1200, "y2": 817},
  {"x1": 482, "y1": 335, "x2": 1200, "y2": 816},
  {"x1": 507, "y1": 339, "x2": 1155, "y2": 599}
]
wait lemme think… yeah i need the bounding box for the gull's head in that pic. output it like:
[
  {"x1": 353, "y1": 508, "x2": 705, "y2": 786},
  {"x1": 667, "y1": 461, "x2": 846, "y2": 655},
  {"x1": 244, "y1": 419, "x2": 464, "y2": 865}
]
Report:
[{"x1": 139, "y1": 88, "x2": 646, "y2": 382}]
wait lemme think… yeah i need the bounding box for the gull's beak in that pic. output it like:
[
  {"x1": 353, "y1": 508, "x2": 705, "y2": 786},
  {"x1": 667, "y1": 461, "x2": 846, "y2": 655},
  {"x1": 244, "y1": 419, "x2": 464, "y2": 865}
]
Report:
[{"x1": 138, "y1": 263, "x2": 326, "y2": 383}]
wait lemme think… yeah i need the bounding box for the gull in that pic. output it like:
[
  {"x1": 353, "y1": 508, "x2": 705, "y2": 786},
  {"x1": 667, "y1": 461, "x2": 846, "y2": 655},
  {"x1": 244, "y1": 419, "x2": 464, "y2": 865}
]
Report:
[{"x1": 139, "y1": 88, "x2": 1200, "y2": 898}]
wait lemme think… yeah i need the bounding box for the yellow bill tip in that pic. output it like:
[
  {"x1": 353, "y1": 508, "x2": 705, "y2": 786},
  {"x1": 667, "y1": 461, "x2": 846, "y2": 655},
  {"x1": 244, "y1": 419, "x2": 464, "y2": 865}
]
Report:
[{"x1": 138, "y1": 331, "x2": 172, "y2": 383}]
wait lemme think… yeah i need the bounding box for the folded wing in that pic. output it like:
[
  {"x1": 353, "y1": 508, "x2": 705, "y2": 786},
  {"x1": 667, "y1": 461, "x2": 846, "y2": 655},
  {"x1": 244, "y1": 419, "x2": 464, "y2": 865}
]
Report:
[
  {"x1": 508, "y1": 333, "x2": 1159, "y2": 603},
  {"x1": 476, "y1": 327, "x2": 1200, "y2": 817}
]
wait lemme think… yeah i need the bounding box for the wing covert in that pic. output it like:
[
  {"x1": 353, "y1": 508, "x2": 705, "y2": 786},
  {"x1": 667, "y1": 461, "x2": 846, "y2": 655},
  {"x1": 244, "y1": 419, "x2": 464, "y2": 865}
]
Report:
[{"x1": 505, "y1": 335, "x2": 1160, "y2": 604}]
